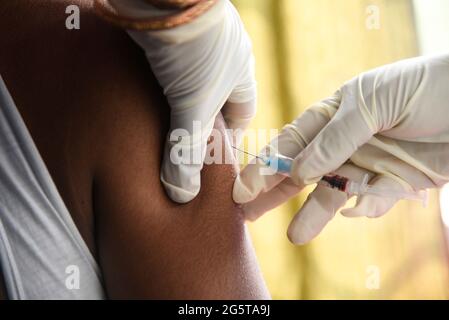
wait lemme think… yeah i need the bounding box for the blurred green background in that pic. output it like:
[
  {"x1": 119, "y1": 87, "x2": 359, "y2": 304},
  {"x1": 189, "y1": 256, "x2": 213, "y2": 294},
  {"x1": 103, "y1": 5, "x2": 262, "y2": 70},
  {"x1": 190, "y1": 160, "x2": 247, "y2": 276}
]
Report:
[{"x1": 233, "y1": 0, "x2": 449, "y2": 299}]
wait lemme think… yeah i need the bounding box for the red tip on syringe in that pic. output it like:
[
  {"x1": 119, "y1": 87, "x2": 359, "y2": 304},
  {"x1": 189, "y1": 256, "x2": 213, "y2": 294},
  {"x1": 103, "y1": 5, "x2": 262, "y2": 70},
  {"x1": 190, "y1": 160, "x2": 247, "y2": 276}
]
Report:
[{"x1": 321, "y1": 175, "x2": 350, "y2": 192}]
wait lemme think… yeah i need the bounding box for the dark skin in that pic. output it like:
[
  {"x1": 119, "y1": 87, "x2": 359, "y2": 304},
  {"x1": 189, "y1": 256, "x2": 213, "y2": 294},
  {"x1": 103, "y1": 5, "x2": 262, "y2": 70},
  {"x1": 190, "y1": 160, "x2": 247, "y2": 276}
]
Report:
[{"x1": 0, "y1": 0, "x2": 269, "y2": 299}]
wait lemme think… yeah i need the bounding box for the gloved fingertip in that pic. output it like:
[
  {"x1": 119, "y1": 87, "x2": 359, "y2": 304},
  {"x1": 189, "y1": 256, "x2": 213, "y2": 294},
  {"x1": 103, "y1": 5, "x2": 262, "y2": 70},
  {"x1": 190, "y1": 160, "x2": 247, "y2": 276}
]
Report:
[
  {"x1": 341, "y1": 198, "x2": 376, "y2": 218},
  {"x1": 287, "y1": 223, "x2": 313, "y2": 245},
  {"x1": 232, "y1": 175, "x2": 256, "y2": 204},
  {"x1": 160, "y1": 176, "x2": 201, "y2": 204},
  {"x1": 287, "y1": 196, "x2": 337, "y2": 245},
  {"x1": 361, "y1": 196, "x2": 395, "y2": 219},
  {"x1": 341, "y1": 195, "x2": 394, "y2": 219},
  {"x1": 340, "y1": 207, "x2": 365, "y2": 218}
]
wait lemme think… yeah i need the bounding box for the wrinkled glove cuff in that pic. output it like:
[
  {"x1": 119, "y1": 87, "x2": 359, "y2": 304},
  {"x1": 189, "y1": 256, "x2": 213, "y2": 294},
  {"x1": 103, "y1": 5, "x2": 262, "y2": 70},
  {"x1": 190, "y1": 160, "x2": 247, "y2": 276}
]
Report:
[
  {"x1": 94, "y1": 0, "x2": 218, "y2": 30},
  {"x1": 145, "y1": 0, "x2": 205, "y2": 9}
]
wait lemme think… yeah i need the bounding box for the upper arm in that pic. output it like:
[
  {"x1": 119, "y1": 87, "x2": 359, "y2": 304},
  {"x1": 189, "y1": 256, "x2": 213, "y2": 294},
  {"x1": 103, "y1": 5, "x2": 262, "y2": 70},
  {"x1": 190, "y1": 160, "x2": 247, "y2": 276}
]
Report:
[
  {"x1": 90, "y1": 24, "x2": 269, "y2": 300},
  {"x1": 94, "y1": 114, "x2": 269, "y2": 300},
  {"x1": 0, "y1": 0, "x2": 268, "y2": 299}
]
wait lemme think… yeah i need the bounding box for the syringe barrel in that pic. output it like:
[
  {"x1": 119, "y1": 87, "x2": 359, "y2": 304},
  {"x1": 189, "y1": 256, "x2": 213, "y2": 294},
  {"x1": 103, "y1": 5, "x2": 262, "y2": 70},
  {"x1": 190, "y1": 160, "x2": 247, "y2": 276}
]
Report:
[{"x1": 264, "y1": 154, "x2": 294, "y2": 176}]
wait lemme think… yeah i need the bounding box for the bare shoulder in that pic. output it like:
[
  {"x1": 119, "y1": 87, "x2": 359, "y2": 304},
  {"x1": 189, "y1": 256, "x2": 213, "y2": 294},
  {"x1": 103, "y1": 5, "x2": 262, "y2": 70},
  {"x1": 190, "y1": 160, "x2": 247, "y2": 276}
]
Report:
[{"x1": 0, "y1": 0, "x2": 156, "y2": 255}]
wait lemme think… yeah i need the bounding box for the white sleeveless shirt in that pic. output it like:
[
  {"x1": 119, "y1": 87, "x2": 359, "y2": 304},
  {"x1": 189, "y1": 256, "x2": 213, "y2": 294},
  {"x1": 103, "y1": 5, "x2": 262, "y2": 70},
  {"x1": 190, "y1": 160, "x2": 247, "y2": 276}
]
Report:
[{"x1": 0, "y1": 76, "x2": 105, "y2": 299}]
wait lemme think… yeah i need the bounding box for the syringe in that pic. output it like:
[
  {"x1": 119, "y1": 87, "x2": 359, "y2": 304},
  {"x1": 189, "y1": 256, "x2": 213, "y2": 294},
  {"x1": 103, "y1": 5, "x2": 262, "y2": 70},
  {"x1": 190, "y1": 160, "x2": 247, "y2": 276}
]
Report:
[{"x1": 232, "y1": 146, "x2": 429, "y2": 207}]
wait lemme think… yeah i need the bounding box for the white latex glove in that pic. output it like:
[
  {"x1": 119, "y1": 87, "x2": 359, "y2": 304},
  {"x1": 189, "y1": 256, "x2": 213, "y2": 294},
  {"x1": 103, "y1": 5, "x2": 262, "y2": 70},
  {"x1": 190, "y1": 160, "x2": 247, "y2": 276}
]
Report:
[
  {"x1": 233, "y1": 54, "x2": 449, "y2": 244},
  {"x1": 107, "y1": 0, "x2": 257, "y2": 203}
]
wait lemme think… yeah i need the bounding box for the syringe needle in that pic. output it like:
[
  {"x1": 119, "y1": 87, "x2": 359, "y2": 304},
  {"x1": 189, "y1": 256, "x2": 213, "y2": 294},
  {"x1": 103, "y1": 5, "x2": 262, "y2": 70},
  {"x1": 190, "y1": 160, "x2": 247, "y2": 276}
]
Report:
[{"x1": 232, "y1": 146, "x2": 265, "y2": 161}]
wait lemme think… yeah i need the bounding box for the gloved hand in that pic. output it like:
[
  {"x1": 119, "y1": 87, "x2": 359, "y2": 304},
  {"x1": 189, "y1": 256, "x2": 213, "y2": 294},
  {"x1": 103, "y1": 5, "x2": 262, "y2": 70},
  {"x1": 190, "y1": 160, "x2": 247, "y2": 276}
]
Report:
[
  {"x1": 233, "y1": 54, "x2": 449, "y2": 244},
  {"x1": 102, "y1": 0, "x2": 257, "y2": 203}
]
